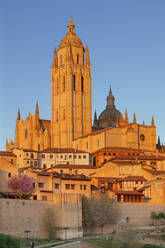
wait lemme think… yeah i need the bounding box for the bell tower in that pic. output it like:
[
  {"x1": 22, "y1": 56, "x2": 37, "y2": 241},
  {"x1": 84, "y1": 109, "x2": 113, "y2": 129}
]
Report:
[{"x1": 51, "y1": 17, "x2": 92, "y2": 148}]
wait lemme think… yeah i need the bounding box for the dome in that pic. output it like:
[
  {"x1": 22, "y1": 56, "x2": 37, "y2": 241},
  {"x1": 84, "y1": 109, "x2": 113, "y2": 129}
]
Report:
[
  {"x1": 98, "y1": 108, "x2": 121, "y2": 129},
  {"x1": 58, "y1": 17, "x2": 83, "y2": 49},
  {"x1": 93, "y1": 87, "x2": 122, "y2": 130}
]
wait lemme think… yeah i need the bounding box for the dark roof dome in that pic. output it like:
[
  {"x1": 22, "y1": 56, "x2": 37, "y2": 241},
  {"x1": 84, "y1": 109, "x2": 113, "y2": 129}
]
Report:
[
  {"x1": 96, "y1": 87, "x2": 122, "y2": 129},
  {"x1": 58, "y1": 17, "x2": 83, "y2": 49}
]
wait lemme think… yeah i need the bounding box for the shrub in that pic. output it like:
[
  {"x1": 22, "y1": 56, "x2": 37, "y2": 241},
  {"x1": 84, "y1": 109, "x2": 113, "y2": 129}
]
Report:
[{"x1": 0, "y1": 233, "x2": 20, "y2": 248}]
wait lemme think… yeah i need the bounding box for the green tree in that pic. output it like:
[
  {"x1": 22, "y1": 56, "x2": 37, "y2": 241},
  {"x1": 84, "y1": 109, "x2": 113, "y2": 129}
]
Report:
[{"x1": 82, "y1": 194, "x2": 120, "y2": 234}]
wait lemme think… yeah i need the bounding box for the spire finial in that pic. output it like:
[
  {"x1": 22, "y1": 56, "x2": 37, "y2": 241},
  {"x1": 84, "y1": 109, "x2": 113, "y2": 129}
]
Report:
[
  {"x1": 35, "y1": 101, "x2": 39, "y2": 118},
  {"x1": 85, "y1": 45, "x2": 90, "y2": 66},
  {"x1": 67, "y1": 16, "x2": 75, "y2": 34},
  {"x1": 151, "y1": 115, "x2": 155, "y2": 127},
  {"x1": 133, "y1": 112, "x2": 136, "y2": 124},
  {"x1": 124, "y1": 108, "x2": 128, "y2": 123},
  {"x1": 52, "y1": 47, "x2": 58, "y2": 68},
  {"x1": 17, "y1": 108, "x2": 20, "y2": 120}
]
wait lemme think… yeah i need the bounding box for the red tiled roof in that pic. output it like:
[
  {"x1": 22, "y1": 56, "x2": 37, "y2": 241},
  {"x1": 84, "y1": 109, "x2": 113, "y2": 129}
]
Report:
[
  {"x1": 23, "y1": 149, "x2": 38, "y2": 153},
  {"x1": 113, "y1": 190, "x2": 144, "y2": 195},
  {"x1": 42, "y1": 164, "x2": 95, "y2": 170},
  {"x1": 41, "y1": 148, "x2": 90, "y2": 154},
  {"x1": 92, "y1": 147, "x2": 145, "y2": 154},
  {"x1": 37, "y1": 171, "x2": 91, "y2": 181},
  {"x1": 0, "y1": 151, "x2": 16, "y2": 157},
  {"x1": 122, "y1": 176, "x2": 147, "y2": 182}
]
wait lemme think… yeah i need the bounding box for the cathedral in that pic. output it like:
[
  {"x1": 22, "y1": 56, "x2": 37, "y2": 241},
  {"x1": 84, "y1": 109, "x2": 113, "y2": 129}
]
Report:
[{"x1": 6, "y1": 17, "x2": 156, "y2": 154}]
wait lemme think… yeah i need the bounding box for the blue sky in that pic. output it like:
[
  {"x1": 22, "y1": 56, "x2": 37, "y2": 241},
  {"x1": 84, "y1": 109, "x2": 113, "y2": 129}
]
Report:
[{"x1": 0, "y1": 0, "x2": 165, "y2": 150}]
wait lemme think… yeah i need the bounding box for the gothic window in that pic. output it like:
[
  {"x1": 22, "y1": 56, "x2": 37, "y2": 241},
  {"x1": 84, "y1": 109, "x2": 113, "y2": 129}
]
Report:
[
  {"x1": 60, "y1": 55, "x2": 63, "y2": 65},
  {"x1": 25, "y1": 129, "x2": 28, "y2": 139},
  {"x1": 81, "y1": 76, "x2": 84, "y2": 92},
  {"x1": 56, "y1": 111, "x2": 58, "y2": 122},
  {"x1": 73, "y1": 75, "x2": 76, "y2": 90},
  {"x1": 77, "y1": 54, "x2": 79, "y2": 64},
  {"x1": 63, "y1": 76, "x2": 65, "y2": 92}
]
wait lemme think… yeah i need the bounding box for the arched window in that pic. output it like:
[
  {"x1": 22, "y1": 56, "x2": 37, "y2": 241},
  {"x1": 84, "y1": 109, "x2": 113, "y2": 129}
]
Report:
[
  {"x1": 25, "y1": 129, "x2": 28, "y2": 139},
  {"x1": 77, "y1": 54, "x2": 79, "y2": 64},
  {"x1": 56, "y1": 111, "x2": 58, "y2": 122},
  {"x1": 81, "y1": 76, "x2": 84, "y2": 92},
  {"x1": 63, "y1": 76, "x2": 65, "y2": 92},
  {"x1": 60, "y1": 55, "x2": 63, "y2": 65},
  {"x1": 73, "y1": 75, "x2": 76, "y2": 91}
]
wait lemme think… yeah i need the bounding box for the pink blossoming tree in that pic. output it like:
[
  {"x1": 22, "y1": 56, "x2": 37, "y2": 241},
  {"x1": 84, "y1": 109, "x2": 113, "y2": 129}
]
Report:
[{"x1": 7, "y1": 174, "x2": 34, "y2": 199}]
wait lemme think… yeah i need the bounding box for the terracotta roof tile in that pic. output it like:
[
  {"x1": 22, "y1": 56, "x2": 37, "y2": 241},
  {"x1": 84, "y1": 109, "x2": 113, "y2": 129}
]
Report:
[{"x1": 0, "y1": 151, "x2": 16, "y2": 157}]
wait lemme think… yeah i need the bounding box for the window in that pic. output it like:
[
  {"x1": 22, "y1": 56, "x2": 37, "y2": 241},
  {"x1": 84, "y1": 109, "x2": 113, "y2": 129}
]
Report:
[
  {"x1": 63, "y1": 76, "x2": 65, "y2": 92},
  {"x1": 80, "y1": 185, "x2": 82, "y2": 190},
  {"x1": 84, "y1": 185, "x2": 86, "y2": 190},
  {"x1": 27, "y1": 161, "x2": 29, "y2": 164},
  {"x1": 71, "y1": 184, "x2": 75, "y2": 190},
  {"x1": 113, "y1": 153, "x2": 116, "y2": 156},
  {"x1": 104, "y1": 153, "x2": 106, "y2": 156},
  {"x1": 26, "y1": 153, "x2": 28, "y2": 157},
  {"x1": 43, "y1": 164, "x2": 47, "y2": 169},
  {"x1": 50, "y1": 154, "x2": 53, "y2": 159},
  {"x1": 74, "y1": 155, "x2": 77, "y2": 159},
  {"x1": 65, "y1": 184, "x2": 70, "y2": 190},
  {"x1": 78, "y1": 155, "x2": 81, "y2": 159},
  {"x1": 51, "y1": 164, "x2": 54, "y2": 168},
  {"x1": 11, "y1": 159, "x2": 13, "y2": 163},
  {"x1": 34, "y1": 161, "x2": 37, "y2": 167},
  {"x1": 108, "y1": 153, "x2": 111, "y2": 156},
  {"x1": 73, "y1": 75, "x2": 76, "y2": 90},
  {"x1": 60, "y1": 170, "x2": 63, "y2": 174},
  {"x1": 42, "y1": 196, "x2": 47, "y2": 201},
  {"x1": 42, "y1": 154, "x2": 45, "y2": 158},
  {"x1": 86, "y1": 142, "x2": 88, "y2": 149},
  {"x1": 69, "y1": 155, "x2": 72, "y2": 158},
  {"x1": 83, "y1": 155, "x2": 86, "y2": 159},
  {"x1": 60, "y1": 155, "x2": 63, "y2": 158},
  {"x1": 8, "y1": 173, "x2": 11, "y2": 178},
  {"x1": 81, "y1": 76, "x2": 84, "y2": 92},
  {"x1": 30, "y1": 153, "x2": 33, "y2": 159},
  {"x1": 38, "y1": 183, "x2": 44, "y2": 188},
  {"x1": 30, "y1": 161, "x2": 33, "y2": 166},
  {"x1": 75, "y1": 170, "x2": 78, "y2": 175},
  {"x1": 63, "y1": 109, "x2": 65, "y2": 119},
  {"x1": 25, "y1": 129, "x2": 28, "y2": 139},
  {"x1": 32, "y1": 183, "x2": 35, "y2": 188},
  {"x1": 77, "y1": 54, "x2": 79, "y2": 64},
  {"x1": 55, "y1": 184, "x2": 59, "y2": 189}
]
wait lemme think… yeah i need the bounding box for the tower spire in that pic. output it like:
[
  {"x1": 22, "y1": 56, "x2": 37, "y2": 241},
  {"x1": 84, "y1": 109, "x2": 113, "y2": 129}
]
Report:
[
  {"x1": 35, "y1": 101, "x2": 39, "y2": 118},
  {"x1": 124, "y1": 108, "x2": 128, "y2": 123},
  {"x1": 17, "y1": 108, "x2": 20, "y2": 120},
  {"x1": 133, "y1": 112, "x2": 136, "y2": 124},
  {"x1": 151, "y1": 115, "x2": 155, "y2": 127},
  {"x1": 52, "y1": 47, "x2": 58, "y2": 68},
  {"x1": 85, "y1": 45, "x2": 90, "y2": 66}
]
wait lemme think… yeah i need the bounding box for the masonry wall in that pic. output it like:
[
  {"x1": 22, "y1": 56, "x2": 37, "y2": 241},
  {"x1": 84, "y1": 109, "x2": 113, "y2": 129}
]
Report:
[
  {"x1": 86, "y1": 202, "x2": 165, "y2": 235},
  {"x1": 0, "y1": 193, "x2": 82, "y2": 240}
]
